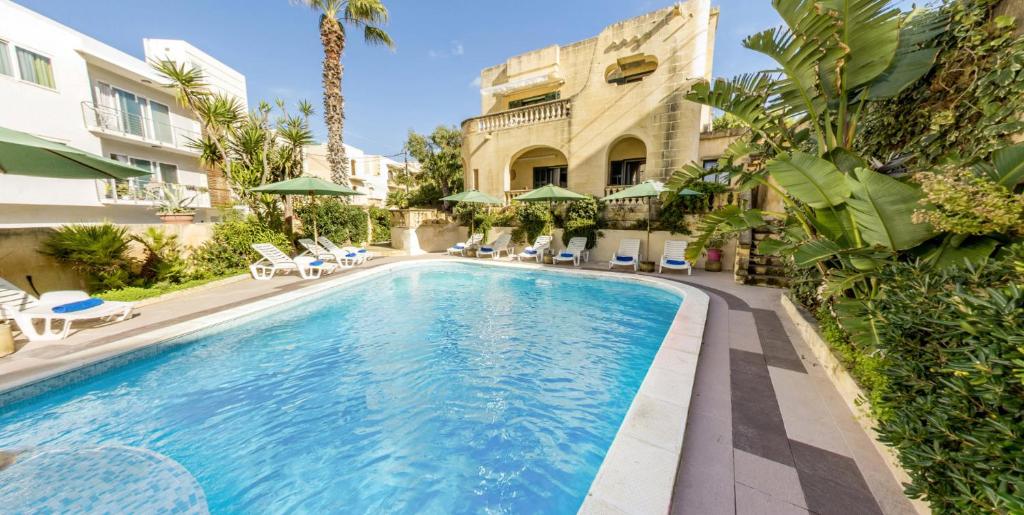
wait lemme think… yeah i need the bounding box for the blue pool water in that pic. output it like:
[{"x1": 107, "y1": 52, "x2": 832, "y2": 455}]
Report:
[{"x1": 0, "y1": 263, "x2": 682, "y2": 514}]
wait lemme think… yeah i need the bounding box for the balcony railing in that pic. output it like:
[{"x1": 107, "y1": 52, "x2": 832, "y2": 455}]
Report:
[
  {"x1": 99, "y1": 180, "x2": 212, "y2": 209},
  {"x1": 504, "y1": 189, "x2": 531, "y2": 203},
  {"x1": 467, "y1": 99, "x2": 571, "y2": 133},
  {"x1": 82, "y1": 102, "x2": 201, "y2": 153},
  {"x1": 391, "y1": 208, "x2": 452, "y2": 228}
]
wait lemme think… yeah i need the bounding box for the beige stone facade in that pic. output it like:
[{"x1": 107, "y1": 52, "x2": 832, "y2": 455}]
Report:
[{"x1": 461, "y1": 1, "x2": 718, "y2": 203}]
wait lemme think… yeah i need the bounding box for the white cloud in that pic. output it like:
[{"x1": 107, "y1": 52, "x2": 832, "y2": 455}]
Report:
[
  {"x1": 428, "y1": 40, "x2": 466, "y2": 59},
  {"x1": 469, "y1": 76, "x2": 482, "y2": 89},
  {"x1": 452, "y1": 41, "x2": 464, "y2": 56}
]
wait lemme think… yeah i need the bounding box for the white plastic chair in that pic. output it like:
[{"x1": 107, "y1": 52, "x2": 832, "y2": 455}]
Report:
[
  {"x1": 298, "y1": 238, "x2": 354, "y2": 268},
  {"x1": 477, "y1": 234, "x2": 513, "y2": 259},
  {"x1": 659, "y1": 240, "x2": 692, "y2": 275},
  {"x1": 0, "y1": 278, "x2": 134, "y2": 341},
  {"x1": 553, "y1": 237, "x2": 589, "y2": 267},
  {"x1": 609, "y1": 238, "x2": 641, "y2": 272},
  {"x1": 447, "y1": 233, "x2": 483, "y2": 256},
  {"x1": 249, "y1": 243, "x2": 335, "y2": 280},
  {"x1": 515, "y1": 235, "x2": 552, "y2": 263},
  {"x1": 316, "y1": 237, "x2": 363, "y2": 266}
]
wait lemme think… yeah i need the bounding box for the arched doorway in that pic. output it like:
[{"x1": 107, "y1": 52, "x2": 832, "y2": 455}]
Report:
[
  {"x1": 506, "y1": 146, "x2": 568, "y2": 202},
  {"x1": 607, "y1": 137, "x2": 647, "y2": 187}
]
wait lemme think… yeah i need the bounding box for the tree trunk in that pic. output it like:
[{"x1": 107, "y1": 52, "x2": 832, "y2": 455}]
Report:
[{"x1": 320, "y1": 15, "x2": 349, "y2": 186}]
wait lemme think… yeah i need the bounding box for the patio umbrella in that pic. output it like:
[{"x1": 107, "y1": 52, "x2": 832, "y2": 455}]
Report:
[
  {"x1": 514, "y1": 183, "x2": 589, "y2": 239},
  {"x1": 601, "y1": 181, "x2": 701, "y2": 259},
  {"x1": 0, "y1": 126, "x2": 149, "y2": 180},
  {"x1": 440, "y1": 189, "x2": 503, "y2": 236},
  {"x1": 252, "y1": 176, "x2": 362, "y2": 241}
]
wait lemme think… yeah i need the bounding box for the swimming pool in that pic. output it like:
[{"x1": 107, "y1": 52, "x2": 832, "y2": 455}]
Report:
[{"x1": 0, "y1": 262, "x2": 689, "y2": 513}]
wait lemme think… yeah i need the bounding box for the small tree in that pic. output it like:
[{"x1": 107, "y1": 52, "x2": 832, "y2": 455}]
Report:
[{"x1": 404, "y1": 126, "x2": 464, "y2": 206}]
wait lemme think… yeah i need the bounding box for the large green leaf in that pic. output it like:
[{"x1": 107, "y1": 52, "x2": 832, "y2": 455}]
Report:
[
  {"x1": 793, "y1": 238, "x2": 844, "y2": 267},
  {"x1": 866, "y1": 8, "x2": 947, "y2": 99},
  {"x1": 915, "y1": 235, "x2": 1000, "y2": 269},
  {"x1": 845, "y1": 167, "x2": 935, "y2": 250},
  {"x1": 685, "y1": 206, "x2": 767, "y2": 261},
  {"x1": 767, "y1": 151, "x2": 851, "y2": 208},
  {"x1": 685, "y1": 75, "x2": 773, "y2": 132},
  {"x1": 834, "y1": 297, "x2": 882, "y2": 348},
  {"x1": 811, "y1": 205, "x2": 856, "y2": 246},
  {"x1": 990, "y1": 143, "x2": 1024, "y2": 189},
  {"x1": 743, "y1": 27, "x2": 827, "y2": 118},
  {"x1": 818, "y1": 0, "x2": 902, "y2": 90}
]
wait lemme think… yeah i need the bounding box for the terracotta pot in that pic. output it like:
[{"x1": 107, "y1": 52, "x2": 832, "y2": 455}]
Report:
[
  {"x1": 705, "y1": 260, "x2": 723, "y2": 272},
  {"x1": 543, "y1": 255, "x2": 554, "y2": 264},
  {"x1": 0, "y1": 323, "x2": 14, "y2": 357},
  {"x1": 159, "y1": 213, "x2": 195, "y2": 224},
  {"x1": 707, "y1": 248, "x2": 723, "y2": 262},
  {"x1": 639, "y1": 261, "x2": 656, "y2": 273}
]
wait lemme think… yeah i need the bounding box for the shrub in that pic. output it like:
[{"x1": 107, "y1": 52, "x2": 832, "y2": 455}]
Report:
[
  {"x1": 131, "y1": 227, "x2": 189, "y2": 284},
  {"x1": 190, "y1": 214, "x2": 290, "y2": 277},
  {"x1": 368, "y1": 206, "x2": 392, "y2": 243},
  {"x1": 40, "y1": 223, "x2": 134, "y2": 292},
  {"x1": 864, "y1": 247, "x2": 1024, "y2": 513},
  {"x1": 294, "y1": 199, "x2": 368, "y2": 245},
  {"x1": 512, "y1": 202, "x2": 552, "y2": 244},
  {"x1": 560, "y1": 196, "x2": 604, "y2": 249},
  {"x1": 453, "y1": 204, "x2": 495, "y2": 240}
]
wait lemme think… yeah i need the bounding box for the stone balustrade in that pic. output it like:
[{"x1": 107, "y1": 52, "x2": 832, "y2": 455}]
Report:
[{"x1": 467, "y1": 99, "x2": 571, "y2": 133}]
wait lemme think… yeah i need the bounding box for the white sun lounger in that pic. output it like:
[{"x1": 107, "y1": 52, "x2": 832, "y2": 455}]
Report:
[
  {"x1": 609, "y1": 238, "x2": 641, "y2": 272},
  {"x1": 0, "y1": 278, "x2": 134, "y2": 341},
  {"x1": 315, "y1": 237, "x2": 365, "y2": 266},
  {"x1": 298, "y1": 238, "x2": 356, "y2": 268},
  {"x1": 553, "y1": 237, "x2": 589, "y2": 267},
  {"x1": 515, "y1": 235, "x2": 552, "y2": 263},
  {"x1": 250, "y1": 243, "x2": 336, "y2": 280},
  {"x1": 477, "y1": 234, "x2": 513, "y2": 259},
  {"x1": 659, "y1": 240, "x2": 692, "y2": 275},
  {"x1": 448, "y1": 233, "x2": 483, "y2": 256}
]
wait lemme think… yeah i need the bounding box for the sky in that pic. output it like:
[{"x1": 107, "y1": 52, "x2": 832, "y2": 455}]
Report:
[{"x1": 14, "y1": 0, "x2": 902, "y2": 157}]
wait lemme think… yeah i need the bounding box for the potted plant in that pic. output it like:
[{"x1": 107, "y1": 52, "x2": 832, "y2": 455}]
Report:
[
  {"x1": 704, "y1": 233, "x2": 726, "y2": 272},
  {"x1": 155, "y1": 185, "x2": 197, "y2": 224},
  {"x1": 0, "y1": 321, "x2": 14, "y2": 357}
]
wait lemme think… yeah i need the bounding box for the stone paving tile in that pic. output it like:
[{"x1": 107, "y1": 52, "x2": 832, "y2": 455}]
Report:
[
  {"x1": 769, "y1": 368, "x2": 851, "y2": 457},
  {"x1": 790, "y1": 440, "x2": 882, "y2": 515},
  {"x1": 728, "y1": 311, "x2": 762, "y2": 354},
  {"x1": 735, "y1": 483, "x2": 811, "y2": 515},
  {"x1": 752, "y1": 309, "x2": 807, "y2": 373},
  {"x1": 730, "y1": 349, "x2": 794, "y2": 467},
  {"x1": 734, "y1": 449, "x2": 807, "y2": 509}
]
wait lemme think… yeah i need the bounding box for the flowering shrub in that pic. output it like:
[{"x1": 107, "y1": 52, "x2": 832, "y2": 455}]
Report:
[{"x1": 913, "y1": 168, "x2": 1024, "y2": 236}]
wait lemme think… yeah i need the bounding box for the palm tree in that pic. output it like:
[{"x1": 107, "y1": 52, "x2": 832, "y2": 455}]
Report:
[{"x1": 296, "y1": 0, "x2": 393, "y2": 186}]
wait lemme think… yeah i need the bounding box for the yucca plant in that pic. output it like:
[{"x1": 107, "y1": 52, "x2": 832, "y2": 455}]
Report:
[{"x1": 40, "y1": 224, "x2": 134, "y2": 292}]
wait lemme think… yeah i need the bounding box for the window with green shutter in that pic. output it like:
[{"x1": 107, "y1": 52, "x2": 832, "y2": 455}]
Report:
[
  {"x1": 0, "y1": 41, "x2": 12, "y2": 77},
  {"x1": 15, "y1": 47, "x2": 55, "y2": 89}
]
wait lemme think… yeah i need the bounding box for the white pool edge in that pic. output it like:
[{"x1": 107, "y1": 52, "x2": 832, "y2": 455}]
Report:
[{"x1": 0, "y1": 257, "x2": 709, "y2": 514}]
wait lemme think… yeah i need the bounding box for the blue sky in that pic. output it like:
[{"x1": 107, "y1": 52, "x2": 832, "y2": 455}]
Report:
[{"x1": 16, "y1": 0, "x2": 898, "y2": 156}]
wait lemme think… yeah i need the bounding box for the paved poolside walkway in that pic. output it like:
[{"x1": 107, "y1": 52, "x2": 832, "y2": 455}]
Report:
[{"x1": 1, "y1": 255, "x2": 917, "y2": 514}]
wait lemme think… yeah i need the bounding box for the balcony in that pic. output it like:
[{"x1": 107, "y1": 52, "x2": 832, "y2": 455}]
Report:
[
  {"x1": 81, "y1": 102, "x2": 201, "y2": 155},
  {"x1": 466, "y1": 99, "x2": 571, "y2": 134},
  {"x1": 99, "y1": 180, "x2": 212, "y2": 209},
  {"x1": 504, "y1": 189, "x2": 531, "y2": 203}
]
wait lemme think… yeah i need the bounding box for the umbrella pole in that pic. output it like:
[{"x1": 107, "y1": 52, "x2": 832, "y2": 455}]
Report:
[
  {"x1": 647, "y1": 198, "x2": 652, "y2": 262},
  {"x1": 313, "y1": 194, "x2": 319, "y2": 242}
]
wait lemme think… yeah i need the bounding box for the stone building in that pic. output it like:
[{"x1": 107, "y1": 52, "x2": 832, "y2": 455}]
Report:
[{"x1": 461, "y1": 1, "x2": 719, "y2": 203}]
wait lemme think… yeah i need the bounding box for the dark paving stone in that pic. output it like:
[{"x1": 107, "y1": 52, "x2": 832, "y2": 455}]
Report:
[
  {"x1": 790, "y1": 440, "x2": 882, "y2": 515},
  {"x1": 730, "y1": 349, "x2": 794, "y2": 467},
  {"x1": 678, "y1": 282, "x2": 753, "y2": 312},
  {"x1": 752, "y1": 308, "x2": 807, "y2": 373}
]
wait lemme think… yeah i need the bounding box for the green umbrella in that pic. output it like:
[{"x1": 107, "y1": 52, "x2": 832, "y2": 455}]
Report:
[
  {"x1": 601, "y1": 181, "x2": 701, "y2": 260},
  {"x1": 0, "y1": 126, "x2": 150, "y2": 180},
  {"x1": 440, "y1": 190, "x2": 503, "y2": 236},
  {"x1": 252, "y1": 176, "x2": 362, "y2": 241}
]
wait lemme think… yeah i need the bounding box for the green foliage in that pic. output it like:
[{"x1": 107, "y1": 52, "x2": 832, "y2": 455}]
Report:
[
  {"x1": 862, "y1": 247, "x2": 1024, "y2": 513},
  {"x1": 294, "y1": 199, "x2": 368, "y2": 245},
  {"x1": 913, "y1": 166, "x2": 1024, "y2": 236},
  {"x1": 710, "y1": 112, "x2": 746, "y2": 132},
  {"x1": 190, "y1": 214, "x2": 291, "y2": 277},
  {"x1": 856, "y1": 0, "x2": 1024, "y2": 166},
  {"x1": 131, "y1": 227, "x2": 189, "y2": 284},
  {"x1": 812, "y1": 305, "x2": 888, "y2": 416},
  {"x1": 560, "y1": 196, "x2": 605, "y2": 249},
  {"x1": 653, "y1": 181, "x2": 729, "y2": 234},
  {"x1": 404, "y1": 126, "x2": 464, "y2": 207},
  {"x1": 453, "y1": 203, "x2": 495, "y2": 240},
  {"x1": 367, "y1": 206, "x2": 391, "y2": 243},
  {"x1": 40, "y1": 224, "x2": 134, "y2": 292},
  {"x1": 512, "y1": 202, "x2": 552, "y2": 244},
  {"x1": 98, "y1": 274, "x2": 241, "y2": 303}
]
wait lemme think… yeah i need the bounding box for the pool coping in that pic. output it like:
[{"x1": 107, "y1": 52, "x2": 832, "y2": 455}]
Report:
[{"x1": 0, "y1": 257, "x2": 709, "y2": 514}]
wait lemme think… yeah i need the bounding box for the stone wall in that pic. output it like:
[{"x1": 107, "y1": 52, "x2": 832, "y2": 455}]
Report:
[{"x1": 0, "y1": 223, "x2": 215, "y2": 293}]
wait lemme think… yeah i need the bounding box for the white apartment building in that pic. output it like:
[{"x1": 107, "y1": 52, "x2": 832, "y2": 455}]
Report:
[
  {"x1": 0, "y1": 0, "x2": 247, "y2": 227},
  {"x1": 303, "y1": 144, "x2": 416, "y2": 207}
]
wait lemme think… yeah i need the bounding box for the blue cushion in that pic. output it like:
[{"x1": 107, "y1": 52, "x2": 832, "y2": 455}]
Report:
[
  {"x1": 310, "y1": 260, "x2": 324, "y2": 266},
  {"x1": 666, "y1": 259, "x2": 688, "y2": 266},
  {"x1": 559, "y1": 252, "x2": 574, "y2": 258},
  {"x1": 453, "y1": 244, "x2": 465, "y2": 249},
  {"x1": 357, "y1": 249, "x2": 367, "y2": 253},
  {"x1": 52, "y1": 298, "x2": 104, "y2": 314},
  {"x1": 524, "y1": 249, "x2": 538, "y2": 255},
  {"x1": 346, "y1": 253, "x2": 358, "y2": 258},
  {"x1": 615, "y1": 256, "x2": 634, "y2": 263},
  {"x1": 481, "y1": 247, "x2": 494, "y2": 252}
]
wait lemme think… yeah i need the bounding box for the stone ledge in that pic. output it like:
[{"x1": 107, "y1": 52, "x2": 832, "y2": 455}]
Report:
[{"x1": 778, "y1": 294, "x2": 929, "y2": 515}]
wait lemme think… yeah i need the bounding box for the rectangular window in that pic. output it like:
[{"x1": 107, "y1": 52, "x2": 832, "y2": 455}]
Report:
[
  {"x1": 114, "y1": 88, "x2": 145, "y2": 137},
  {"x1": 509, "y1": 91, "x2": 560, "y2": 110},
  {"x1": 15, "y1": 47, "x2": 54, "y2": 88},
  {"x1": 129, "y1": 158, "x2": 154, "y2": 188},
  {"x1": 158, "y1": 163, "x2": 178, "y2": 184},
  {"x1": 701, "y1": 159, "x2": 729, "y2": 184},
  {"x1": 533, "y1": 166, "x2": 567, "y2": 188},
  {"x1": 149, "y1": 101, "x2": 174, "y2": 144},
  {"x1": 0, "y1": 41, "x2": 11, "y2": 77},
  {"x1": 609, "y1": 159, "x2": 646, "y2": 186}
]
